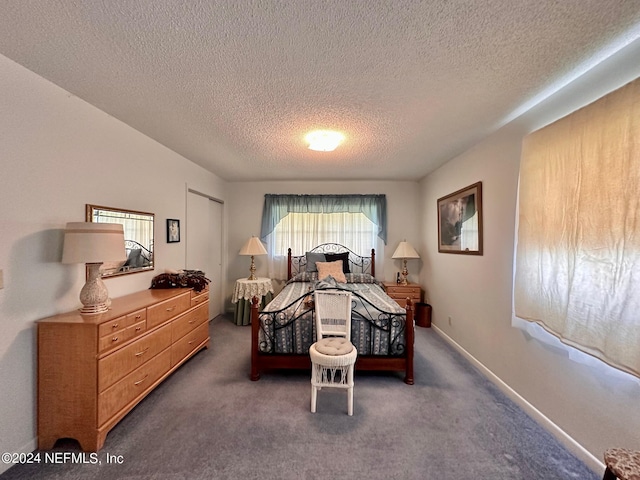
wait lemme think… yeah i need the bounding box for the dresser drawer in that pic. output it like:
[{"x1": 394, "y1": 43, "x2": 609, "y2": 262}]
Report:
[
  {"x1": 384, "y1": 283, "x2": 421, "y2": 308},
  {"x1": 191, "y1": 290, "x2": 209, "y2": 307},
  {"x1": 98, "y1": 315, "x2": 128, "y2": 339},
  {"x1": 98, "y1": 348, "x2": 171, "y2": 426},
  {"x1": 171, "y1": 322, "x2": 209, "y2": 367},
  {"x1": 126, "y1": 308, "x2": 146, "y2": 325},
  {"x1": 127, "y1": 320, "x2": 147, "y2": 339},
  {"x1": 146, "y1": 292, "x2": 191, "y2": 328},
  {"x1": 99, "y1": 327, "x2": 132, "y2": 352},
  {"x1": 385, "y1": 285, "x2": 421, "y2": 296},
  {"x1": 98, "y1": 324, "x2": 172, "y2": 392},
  {"x1": 172, "y1": 303, "x2": 208, "y2": 342}
]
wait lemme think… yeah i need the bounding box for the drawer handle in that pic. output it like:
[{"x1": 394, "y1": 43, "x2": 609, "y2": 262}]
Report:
[
  {"x1": 135, "y1": 326, "x2": 142, "y2": 332},
  {"x1": 111, "y1": 336, "x2": 119, "y2": 342},
  {"x1": 166, "y1": 305, "x2": 176, "y2": 312},
  {"x1": 134, "y1": 374, "x2": 149, "y2": 386},
  {"x1": 188, "y1": 319, "x2": 196, "y2": 324},
  {"x1": 135, "y1": 315, "x2": 142, "y2": 320},
  {"x1": 135, "y1": 347, "x2": 150, "y2": 357},
  {"x1": 112, "y1": 323, "x2": 119, "y2": 329}
]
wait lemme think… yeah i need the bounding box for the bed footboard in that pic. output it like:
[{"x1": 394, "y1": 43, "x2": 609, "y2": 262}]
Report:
[{"x1": 250, "y1": 295, "x2": 414, "y2": 384}]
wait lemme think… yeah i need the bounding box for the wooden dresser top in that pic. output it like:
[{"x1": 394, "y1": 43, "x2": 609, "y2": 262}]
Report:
[{"x1": 37, "y1": 288, "x2": 193, "y2": 325}]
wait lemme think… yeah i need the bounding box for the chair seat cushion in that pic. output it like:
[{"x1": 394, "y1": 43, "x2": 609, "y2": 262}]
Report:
[
  {"x1": 315, "y1": 337, "x2": 354, "y2": 356},
  {"x1": 604, "y1": 448, "x2": 640, "y2": 480}
]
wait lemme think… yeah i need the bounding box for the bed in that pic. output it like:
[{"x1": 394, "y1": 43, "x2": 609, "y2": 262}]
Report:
[{"x1": 250, "y1": 243, "x2": 415, "y2": 384}]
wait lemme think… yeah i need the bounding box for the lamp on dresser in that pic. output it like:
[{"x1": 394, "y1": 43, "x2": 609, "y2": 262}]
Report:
[
  {"x1": 392, "y1": 240, "x2": 420, "y2": 285},
  {"x1": 62, "y1": 222, "x2": 126, "y2": 314},
  {"x1": 239, "y1": 236, "x2": 268, "y2": 280}
]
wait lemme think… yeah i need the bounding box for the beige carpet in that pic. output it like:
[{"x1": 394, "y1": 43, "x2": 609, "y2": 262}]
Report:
[{"x1": 1, "y1": 314, "x2": 599, "y2": 479}]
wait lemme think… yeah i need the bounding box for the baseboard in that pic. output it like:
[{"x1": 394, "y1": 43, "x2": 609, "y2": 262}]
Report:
[
  {"x1": 0, "y1": 437, "x2": 37, "y2": 475},
  {"x1": 431, "y1": 324, "x2": 604, "y2": 475}
]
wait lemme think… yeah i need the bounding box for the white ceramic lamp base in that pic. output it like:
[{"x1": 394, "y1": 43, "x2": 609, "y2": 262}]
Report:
[{"x1": 79, "y1": 263, "x2": 110, "y2": 315}]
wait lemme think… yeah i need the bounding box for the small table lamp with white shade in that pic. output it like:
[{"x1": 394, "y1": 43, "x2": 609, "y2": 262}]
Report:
[
  {"x1": 62, "y1": 222, "x2": 126, "y2": 315},
  {"x1": 239, "y1": 236, "x2": 268, "y2": 280},
  {"x1": 392, "y1": 240, "x2": 420, "y2": 285}
]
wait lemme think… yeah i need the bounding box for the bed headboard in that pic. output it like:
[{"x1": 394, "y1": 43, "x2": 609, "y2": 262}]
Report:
[{"x1": 287, "y1": 243, "x2": 375, "y2": 280}]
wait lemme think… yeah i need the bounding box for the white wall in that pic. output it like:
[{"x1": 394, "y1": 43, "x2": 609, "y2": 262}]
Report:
[
  {"x1": 419, "y1": 39, "x2": 640, "y2": 469},
  {"x1": 224, "y1": 181, "x2": 420, "y2": 311},
  {"x1": 0, "y1": 54, "x2": 227, "y2": 473}
]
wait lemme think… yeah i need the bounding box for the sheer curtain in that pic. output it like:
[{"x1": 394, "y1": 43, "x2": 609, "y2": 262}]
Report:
[
  {"x1": 514, "y1": 77, "x2": 640, "y2": 378},
  {"x1": 260, "y1": 195, "x2": 387, "y2": 280},
  {"x1": 93, "y1": 210, "x2": 153, "y2": 251}
]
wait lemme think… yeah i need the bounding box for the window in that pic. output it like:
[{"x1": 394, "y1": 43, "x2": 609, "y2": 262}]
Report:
[
  {"x1": 514, "y1": 78, "x2": 640, "y2": 379},
  {"x1": 260, "y1": 194, "x2": 387, "y2": 279},
  {"x1": 272, "y1": 211, "x2": 379, "y2": 256}
]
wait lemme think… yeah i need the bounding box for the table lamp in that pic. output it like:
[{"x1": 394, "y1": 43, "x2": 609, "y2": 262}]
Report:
[
  {"x1": 62, "y1": 222, "x2": 126, "y2": 314},
  {"x1": 392, "y1": 240, "x2": 420, "y2": 285},
  {"x1": 239, "y1": 236, "x2": 267, "y2": 280}
]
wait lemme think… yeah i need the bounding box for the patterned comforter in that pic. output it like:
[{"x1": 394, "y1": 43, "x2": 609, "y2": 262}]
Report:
[{"x1": 258, "y1": 273, "x2": 408, "y2": 356}]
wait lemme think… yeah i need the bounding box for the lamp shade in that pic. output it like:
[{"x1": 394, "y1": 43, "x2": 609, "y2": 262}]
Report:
[
  {"x1": 239, "y1": 236, "x2": 267, "y2": 256},
  {"x1": 62, "y1": 222, "x2": 126, "y2": 264},
  {"x1": 392, "y1": 241, "x2": 420, "y2": 259}
]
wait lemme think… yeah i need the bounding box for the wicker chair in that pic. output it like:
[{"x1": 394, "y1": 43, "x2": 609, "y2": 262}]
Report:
[
  {"x1": 603, "y1": 448, "x2": 640, "y2": 480},
  {"x1": 309, "y1": 290, "x2": 357, "y2": 415}
]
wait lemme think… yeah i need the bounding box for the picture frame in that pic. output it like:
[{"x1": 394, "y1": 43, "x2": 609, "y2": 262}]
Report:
[
  {"x1": 166, "y1": 219, "x2": 180, "y2": 243},
  {"x1": 437, "y1": 182, "x2": 483, "y2": 255}
]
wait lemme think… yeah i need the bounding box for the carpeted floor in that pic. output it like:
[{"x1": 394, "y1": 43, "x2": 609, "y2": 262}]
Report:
[{"x1": 1, "y1": 315, "x2": 600, "y2": 479}]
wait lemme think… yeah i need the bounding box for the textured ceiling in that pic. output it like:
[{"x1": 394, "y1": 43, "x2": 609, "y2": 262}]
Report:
[{"x1": 1, "y1": 1, "x2": 639, "y2": 182}]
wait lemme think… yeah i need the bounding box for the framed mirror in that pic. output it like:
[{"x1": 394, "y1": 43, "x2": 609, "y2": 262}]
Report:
[{"x1": 86, "y1": 204, "x2": 155, "y2": 277}]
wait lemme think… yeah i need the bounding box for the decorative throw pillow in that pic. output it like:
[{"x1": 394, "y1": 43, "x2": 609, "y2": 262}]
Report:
[
  {"x1": 316, "y1": 261, "x2": 347, "y2": 283},
  {"x1": 305, "y1": 252, "x2": 326, "y2": 272},
  {"x1": 324, "y1": 252, "x2": 351, "y2": 273}
]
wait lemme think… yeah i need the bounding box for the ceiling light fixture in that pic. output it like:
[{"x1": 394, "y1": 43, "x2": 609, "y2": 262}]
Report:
[{"x1": 305, "y1": 130, "x2": 345, "y2": 152}]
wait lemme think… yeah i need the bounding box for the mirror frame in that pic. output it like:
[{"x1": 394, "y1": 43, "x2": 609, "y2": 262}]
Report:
[{"x1": 86, "y1": 204, "x2": 155, "y2": 278}]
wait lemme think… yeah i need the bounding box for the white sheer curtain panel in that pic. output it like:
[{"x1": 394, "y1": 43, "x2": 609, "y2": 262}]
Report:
[
  {"x1": 94, "y1": 211, "x2": 152, "y2": 250},
  {"x1": 514, "y1": 77, "x2": 640, "y2": 378},
  {"x1": 267, "y1": 212, "x2": 382, "y2": 280}
]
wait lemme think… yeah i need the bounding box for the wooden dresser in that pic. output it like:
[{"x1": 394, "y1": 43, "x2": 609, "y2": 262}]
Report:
[
  {"x1": 37, "y1": 286, "x2": 210, "y2": 452},
  {"x1": 383, "y1": 282, "x2": 422, "y2": 308}
]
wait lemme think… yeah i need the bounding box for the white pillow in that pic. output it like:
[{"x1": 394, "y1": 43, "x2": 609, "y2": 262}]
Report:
[{"x1": 316, "y1": 261, "x2": 347, "y2": 283}]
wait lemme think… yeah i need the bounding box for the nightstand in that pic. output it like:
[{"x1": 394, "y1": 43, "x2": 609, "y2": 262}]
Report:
[
  {"x1": 383, "y1": 282, "x2": 422, "y2": 308},
  {"x1": 231, "y1": 277, "x2": 274, "y2": 326}
]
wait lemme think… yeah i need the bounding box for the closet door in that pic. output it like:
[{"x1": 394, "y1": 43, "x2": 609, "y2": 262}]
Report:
[
  {"x1": 208, "y1": 200, "x2": 223, "y2": 318},
  {"x1": 186, "y1": 191, "x2": 223, "y2": 320}
]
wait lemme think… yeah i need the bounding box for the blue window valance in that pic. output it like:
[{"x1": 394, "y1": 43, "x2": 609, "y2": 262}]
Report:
[{"x1": 260, "y1": 194, "x2": 387, "y2": 244}]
